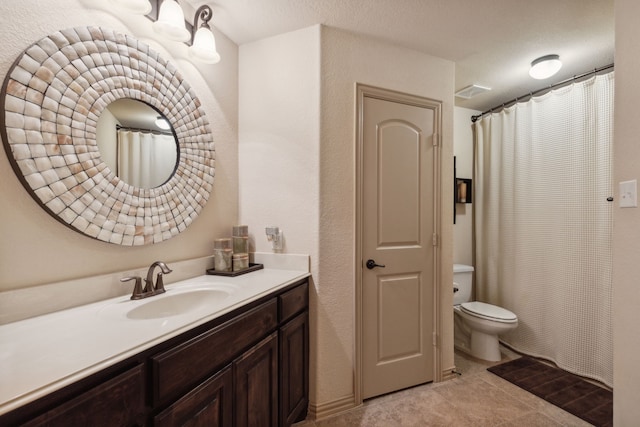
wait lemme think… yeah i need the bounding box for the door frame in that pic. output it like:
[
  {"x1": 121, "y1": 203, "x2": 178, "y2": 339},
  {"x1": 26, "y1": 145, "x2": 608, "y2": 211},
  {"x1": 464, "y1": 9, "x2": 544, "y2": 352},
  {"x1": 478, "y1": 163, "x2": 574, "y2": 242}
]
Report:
[{"x1": 354, "y1": 83, "x2": 443, "y2": 404}]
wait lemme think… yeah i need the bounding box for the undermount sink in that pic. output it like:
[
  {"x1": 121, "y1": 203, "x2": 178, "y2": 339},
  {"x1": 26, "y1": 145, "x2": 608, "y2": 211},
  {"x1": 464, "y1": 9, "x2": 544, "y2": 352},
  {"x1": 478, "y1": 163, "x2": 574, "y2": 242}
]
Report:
[
  {"x1": 126, "y1": 288, "x2": 231, "y2": 320},
  {"x1": 100, "y1": 283, "x2": 238, "y2": 321}
]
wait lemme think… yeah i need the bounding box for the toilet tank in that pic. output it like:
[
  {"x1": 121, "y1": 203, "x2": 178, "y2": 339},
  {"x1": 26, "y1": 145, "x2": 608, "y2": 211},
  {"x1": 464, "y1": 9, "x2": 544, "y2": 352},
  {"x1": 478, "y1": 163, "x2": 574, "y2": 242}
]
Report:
[{"x1": 453, "y1": 264, "x2": 474, "y2": 305}]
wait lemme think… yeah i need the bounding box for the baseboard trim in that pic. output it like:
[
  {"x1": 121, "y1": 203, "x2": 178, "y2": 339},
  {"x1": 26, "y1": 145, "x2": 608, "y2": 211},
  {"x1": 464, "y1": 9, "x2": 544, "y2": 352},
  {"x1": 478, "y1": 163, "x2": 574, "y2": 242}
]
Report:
[
  {"x1": 308, "y1": 394, "x2": 358, "y2": 421},
  {"x1": 441, "y1": 366, "x2": 459, "y2": 382},
  {"x1": 307, "y1": 369, "x2": 458, "y2": 421}
]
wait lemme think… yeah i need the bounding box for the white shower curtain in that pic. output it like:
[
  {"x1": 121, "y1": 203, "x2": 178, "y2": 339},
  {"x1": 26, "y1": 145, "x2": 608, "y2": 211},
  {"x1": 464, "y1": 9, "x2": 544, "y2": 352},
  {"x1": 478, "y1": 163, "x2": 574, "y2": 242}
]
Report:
[
  {"x1": 474, "y1": 72, "x2": 614, "y2": 386},
  {"x1": 117, "y1": 129, "x2": 177, "y2": 188}
]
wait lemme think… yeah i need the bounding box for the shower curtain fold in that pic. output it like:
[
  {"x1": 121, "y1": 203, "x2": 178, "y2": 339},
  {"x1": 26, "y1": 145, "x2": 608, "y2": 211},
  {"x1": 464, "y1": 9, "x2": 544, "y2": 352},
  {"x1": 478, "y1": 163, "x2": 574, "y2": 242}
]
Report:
[
  {"x1": 117, "y1": 129, "x2": 177, "y2": 188},
  {"x1": 473, "y1": 72, "x2": 614, "y2": 387}
]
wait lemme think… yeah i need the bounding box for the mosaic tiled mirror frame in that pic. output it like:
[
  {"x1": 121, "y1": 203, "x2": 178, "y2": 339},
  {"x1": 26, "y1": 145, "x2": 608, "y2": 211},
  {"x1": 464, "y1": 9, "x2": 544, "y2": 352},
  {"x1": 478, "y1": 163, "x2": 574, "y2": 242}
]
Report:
[{"x1": 1, "y1": 27, "x2": 215, "y2": 246}]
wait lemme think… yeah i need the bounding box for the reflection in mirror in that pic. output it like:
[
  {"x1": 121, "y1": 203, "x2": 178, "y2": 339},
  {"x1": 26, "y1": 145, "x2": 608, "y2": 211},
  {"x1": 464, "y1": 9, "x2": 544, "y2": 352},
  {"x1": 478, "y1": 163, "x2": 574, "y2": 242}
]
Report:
[{"x1": 96, "y1": 99, "x2": 178, "y2": 189}]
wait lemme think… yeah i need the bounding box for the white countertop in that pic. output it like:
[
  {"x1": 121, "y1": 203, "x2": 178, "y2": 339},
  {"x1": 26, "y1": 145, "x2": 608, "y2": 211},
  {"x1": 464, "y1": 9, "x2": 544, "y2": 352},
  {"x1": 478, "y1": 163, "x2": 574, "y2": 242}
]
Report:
[{"x1": 0, "y1": 267, "x2": 310, "y2": 416}]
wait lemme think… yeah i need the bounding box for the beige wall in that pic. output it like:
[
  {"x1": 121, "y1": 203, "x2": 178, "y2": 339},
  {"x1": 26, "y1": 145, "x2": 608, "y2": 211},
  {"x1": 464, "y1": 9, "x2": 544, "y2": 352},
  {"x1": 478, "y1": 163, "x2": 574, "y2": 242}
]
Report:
[
  {"x1": 613, "y1": 0, "x2": 640, "y2": 423},
  {"x1": 238, "y1": 24, "x2": 322, "y2": 408},
  {"x1": 0, "y1": 0, "x2": 239, "y2": 291},
  {"x1": 238, "y1": 25, "x2": 321, "y2": 274},
  {"x1": 453, "y1": 107, "x2": 479, "y2": 266}
]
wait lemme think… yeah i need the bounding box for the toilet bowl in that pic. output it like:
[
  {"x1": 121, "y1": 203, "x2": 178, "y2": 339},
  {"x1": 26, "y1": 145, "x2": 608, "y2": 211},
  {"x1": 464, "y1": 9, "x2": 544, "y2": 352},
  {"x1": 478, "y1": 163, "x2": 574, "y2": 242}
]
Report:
[{"x1": 453, "y1": 264, "x2": 518, "y2": 362}]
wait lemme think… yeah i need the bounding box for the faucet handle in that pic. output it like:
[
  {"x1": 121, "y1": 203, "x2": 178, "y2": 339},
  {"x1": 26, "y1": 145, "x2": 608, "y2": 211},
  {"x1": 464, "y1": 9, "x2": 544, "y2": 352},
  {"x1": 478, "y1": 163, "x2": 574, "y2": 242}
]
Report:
[
  {"x1": 121, "y1": 276, "x2": 143, "y2": 300},
  {"x1": 154, "y1": 273, "x2": 167, "y2": 294}
]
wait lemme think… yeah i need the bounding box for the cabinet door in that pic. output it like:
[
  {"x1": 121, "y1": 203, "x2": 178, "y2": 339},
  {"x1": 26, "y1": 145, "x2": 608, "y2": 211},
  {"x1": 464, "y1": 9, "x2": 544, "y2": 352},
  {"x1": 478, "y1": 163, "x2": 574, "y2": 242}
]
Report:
[
  {"x1": 22, "y1": 365, "x2": 145, "y2": 427},
  {"x1": 154, "y1": 366, "x2": 233, "y2": 427},
  {"x1": 234, "y1": 332, "x2": 278, "y2": 427},
  {"x1": 279, "y1": 312, "x2": 309, "y2": 426}
]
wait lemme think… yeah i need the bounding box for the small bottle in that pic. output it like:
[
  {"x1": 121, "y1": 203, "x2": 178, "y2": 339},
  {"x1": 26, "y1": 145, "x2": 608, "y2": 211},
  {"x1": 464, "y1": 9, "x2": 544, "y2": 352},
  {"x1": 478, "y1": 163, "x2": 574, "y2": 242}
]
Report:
[
  {"x1": 232, "y1": 225, "x2": 249, "y2": 254},
  {"x1": 213, "y1": 238, "x2": 232, "y2": 272},
  {"x1": 233, "y1": 253, "x2": 249, "y2": 271}
]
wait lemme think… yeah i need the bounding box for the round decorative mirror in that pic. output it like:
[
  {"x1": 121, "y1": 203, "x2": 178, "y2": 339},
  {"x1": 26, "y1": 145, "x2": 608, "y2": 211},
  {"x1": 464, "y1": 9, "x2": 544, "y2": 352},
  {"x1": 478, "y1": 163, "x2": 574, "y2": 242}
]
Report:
[{"x1": 1, "y1": 27, "x2": 215, "y2": 246}]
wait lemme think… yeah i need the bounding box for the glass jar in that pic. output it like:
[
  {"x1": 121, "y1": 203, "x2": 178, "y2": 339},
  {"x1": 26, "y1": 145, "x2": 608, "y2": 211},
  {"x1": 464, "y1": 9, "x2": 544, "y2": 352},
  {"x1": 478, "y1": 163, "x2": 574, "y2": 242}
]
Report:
[
  {"x1": 232, "y1": 225, "x2": 249, "y2": 254},
  {"x1": 232, "y1": 252, "x2": 249, "y2": 272},
  {"x1": 213, "y1": 238, "x2": 232, "y2": 272}
]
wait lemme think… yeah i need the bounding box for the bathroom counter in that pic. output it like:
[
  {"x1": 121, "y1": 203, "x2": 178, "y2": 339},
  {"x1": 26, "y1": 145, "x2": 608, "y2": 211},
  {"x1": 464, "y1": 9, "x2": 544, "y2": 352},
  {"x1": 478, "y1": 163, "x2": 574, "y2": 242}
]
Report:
[{"x1": 0, "y1": 267, "x2": 310, "y2": 416}]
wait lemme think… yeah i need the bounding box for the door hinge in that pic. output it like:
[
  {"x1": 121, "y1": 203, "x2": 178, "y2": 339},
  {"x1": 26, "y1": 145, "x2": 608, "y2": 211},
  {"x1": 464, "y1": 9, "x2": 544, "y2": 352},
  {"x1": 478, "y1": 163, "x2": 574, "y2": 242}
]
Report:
[
  {"x1": 432, "y1": 233, "x2": 438, "y2": 246},
  {"x1": 433, "y1": 331, "x2": 438, "y2": 347},
  {"x1": 432, "y1": 132, "x2": 439, "y2": 146}
]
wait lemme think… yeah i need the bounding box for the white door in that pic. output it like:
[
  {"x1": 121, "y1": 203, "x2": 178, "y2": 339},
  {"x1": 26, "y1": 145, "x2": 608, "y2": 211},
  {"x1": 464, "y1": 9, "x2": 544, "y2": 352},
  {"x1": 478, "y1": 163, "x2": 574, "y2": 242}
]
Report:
[{"x1": 360, "y1": 88, "x2": 438, "y2": 399}]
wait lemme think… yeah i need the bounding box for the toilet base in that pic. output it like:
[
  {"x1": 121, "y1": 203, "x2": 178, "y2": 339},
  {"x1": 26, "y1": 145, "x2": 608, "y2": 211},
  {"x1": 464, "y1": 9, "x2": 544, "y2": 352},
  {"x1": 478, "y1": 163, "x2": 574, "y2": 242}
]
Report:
[
  {"x1": 470, "y1": 330, "x2": 502, "y2": 362},
  {"x1": 454, "y1": 306, "x2": 516, "y2": 362}
]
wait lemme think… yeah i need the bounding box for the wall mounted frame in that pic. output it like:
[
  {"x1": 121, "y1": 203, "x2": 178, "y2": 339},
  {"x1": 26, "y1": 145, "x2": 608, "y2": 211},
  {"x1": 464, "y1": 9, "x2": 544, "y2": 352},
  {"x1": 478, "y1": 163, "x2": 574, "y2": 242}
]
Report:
[{"x1": 1, "y1": 26, "x2": 215, "y2": 246}]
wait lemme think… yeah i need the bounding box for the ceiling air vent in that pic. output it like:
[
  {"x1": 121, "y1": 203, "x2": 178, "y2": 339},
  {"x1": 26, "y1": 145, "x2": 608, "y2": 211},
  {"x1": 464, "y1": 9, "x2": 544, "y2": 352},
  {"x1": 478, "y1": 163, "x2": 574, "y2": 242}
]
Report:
[{"x1": 455, "y1": 84, "x2": 491, "y2": 99}]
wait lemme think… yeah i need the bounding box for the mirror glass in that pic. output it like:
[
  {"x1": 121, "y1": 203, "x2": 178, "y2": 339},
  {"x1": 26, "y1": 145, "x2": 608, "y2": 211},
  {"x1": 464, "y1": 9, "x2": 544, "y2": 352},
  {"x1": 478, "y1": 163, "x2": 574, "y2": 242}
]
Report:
[{"x1": 96, "y1": 99, "x2": 178, "y2": 189}]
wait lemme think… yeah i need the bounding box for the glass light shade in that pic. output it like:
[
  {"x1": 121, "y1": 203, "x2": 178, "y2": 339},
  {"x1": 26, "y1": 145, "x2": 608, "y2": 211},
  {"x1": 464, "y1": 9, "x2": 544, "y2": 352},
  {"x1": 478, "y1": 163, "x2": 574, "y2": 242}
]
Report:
[
  {"x1": 153, "y1": 0, "x2": 190, "y2": 42},
  {"x1": 189, "y1": 27, "x2": 221, "y2": 64},
  {"x1": 529, "y1": 55, "x2": 562, "y2": 80},
  {"x1": 110, "y1": 0, "x2": 152, "y2": 14},
  {"x1": 155, "y1": 116, "x2": 171, "y2": 130}
]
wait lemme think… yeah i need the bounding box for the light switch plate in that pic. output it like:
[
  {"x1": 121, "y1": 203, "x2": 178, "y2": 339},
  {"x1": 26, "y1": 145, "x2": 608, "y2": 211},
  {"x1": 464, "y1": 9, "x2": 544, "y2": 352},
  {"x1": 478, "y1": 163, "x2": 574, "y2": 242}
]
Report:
[{"x1": 619, "y1": 179, "x2": 637, "y2": 208}]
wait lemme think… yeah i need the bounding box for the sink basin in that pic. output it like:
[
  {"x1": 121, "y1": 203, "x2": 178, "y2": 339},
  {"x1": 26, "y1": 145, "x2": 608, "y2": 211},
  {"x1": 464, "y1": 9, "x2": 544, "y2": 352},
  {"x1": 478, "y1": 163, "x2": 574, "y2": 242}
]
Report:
[
  {"x1": 126, "y1": 288, "x2": 231, "y2": 320},
  {"x1": 100, "y1": 283, "x2": 238, "y2": 321}
]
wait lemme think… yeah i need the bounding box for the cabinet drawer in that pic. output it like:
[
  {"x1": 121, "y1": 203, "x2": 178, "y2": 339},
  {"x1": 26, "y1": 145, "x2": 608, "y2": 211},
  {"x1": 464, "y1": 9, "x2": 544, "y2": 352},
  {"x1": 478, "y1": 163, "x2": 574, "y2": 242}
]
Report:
[
  {"x1": 152, "y1": 299, "x2": 277, "y2": 406},
  {"x1": 279, "y1": 282, "x2": 308, "y2": 323},
  {"x1": 23, "y1": 365, "x2": 145, "y2": 427}
]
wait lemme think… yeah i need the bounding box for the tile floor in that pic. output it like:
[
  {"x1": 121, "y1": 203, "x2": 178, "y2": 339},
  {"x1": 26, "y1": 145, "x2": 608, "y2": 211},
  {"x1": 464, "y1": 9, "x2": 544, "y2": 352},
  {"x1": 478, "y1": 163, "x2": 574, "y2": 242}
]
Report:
[{"x1": 295, "y1": 348, "x2": 594, "y2": 426}]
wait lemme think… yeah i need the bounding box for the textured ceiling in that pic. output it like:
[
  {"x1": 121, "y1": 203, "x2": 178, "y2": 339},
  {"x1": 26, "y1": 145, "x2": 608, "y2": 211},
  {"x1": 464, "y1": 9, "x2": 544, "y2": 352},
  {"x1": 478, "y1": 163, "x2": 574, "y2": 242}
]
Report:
[{"x1": 185, "y1": 0, "x2": 614, "y2": 112}]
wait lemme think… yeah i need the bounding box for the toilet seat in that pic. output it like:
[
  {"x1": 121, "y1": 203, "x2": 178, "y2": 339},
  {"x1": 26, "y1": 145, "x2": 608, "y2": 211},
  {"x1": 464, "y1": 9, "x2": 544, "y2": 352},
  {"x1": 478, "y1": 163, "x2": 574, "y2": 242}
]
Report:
[{"x1": 460, "y1": 301, "x2": 517, "y2": 323}]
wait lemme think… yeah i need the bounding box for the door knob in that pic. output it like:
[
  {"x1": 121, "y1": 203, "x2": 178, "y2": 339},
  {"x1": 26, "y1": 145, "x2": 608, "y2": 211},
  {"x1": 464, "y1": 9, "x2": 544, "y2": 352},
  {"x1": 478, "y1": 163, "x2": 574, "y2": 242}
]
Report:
[{"x1": 366, "y1": 259, "x2": 386, "y2": 270}]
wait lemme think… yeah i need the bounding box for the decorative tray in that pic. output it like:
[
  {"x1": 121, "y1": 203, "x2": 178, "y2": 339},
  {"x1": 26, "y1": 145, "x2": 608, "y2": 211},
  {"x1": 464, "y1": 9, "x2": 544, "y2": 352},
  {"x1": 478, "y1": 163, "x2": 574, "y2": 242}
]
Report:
[{"x1": 206, "y1": 263, "x2": 264, "y2": 277}]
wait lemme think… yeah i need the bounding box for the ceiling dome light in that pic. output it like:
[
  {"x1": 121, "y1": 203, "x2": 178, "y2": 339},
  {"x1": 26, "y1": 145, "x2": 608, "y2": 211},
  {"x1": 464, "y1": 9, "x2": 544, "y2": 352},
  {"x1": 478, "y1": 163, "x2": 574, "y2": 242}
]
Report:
[
  {"x1": 153, "y1": 0, "x2": 190, "y2": 42},
  {"x1": 155, "y1": 116, "x2": 171, "y2": 130},
  {"x1": 110, "y1": 0, "x2": 152, "y2": 15},
  {"x1": 529, "y1": 54, "x2": 562, "y2": 80}
]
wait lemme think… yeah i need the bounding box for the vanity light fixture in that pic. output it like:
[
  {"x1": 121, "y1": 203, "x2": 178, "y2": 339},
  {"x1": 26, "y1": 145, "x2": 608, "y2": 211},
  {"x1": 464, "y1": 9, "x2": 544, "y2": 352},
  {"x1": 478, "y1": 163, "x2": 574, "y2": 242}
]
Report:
[
  {"x1": 155, "y1": 116, "x2": 171, "y2": 130},
  {"x1": 529, "y1": 54, "x2": 562, "y2": 80},
  {"x1": 153, "y1": 0, "x2": 191, "y2": 42},
  {"x1": 112, "y1": 0, "x2": 222, "y2": 64},
  {"x1": 189, "y1": 6, "x2": 221, "y2": 64}
]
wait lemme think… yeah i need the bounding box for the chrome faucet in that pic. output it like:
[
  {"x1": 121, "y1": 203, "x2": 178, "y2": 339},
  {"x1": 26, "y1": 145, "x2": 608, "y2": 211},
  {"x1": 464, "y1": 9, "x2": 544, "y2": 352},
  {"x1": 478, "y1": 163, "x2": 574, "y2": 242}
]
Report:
[{"x1": 121, "y1": 261, "x2": 172, "y2": 300}]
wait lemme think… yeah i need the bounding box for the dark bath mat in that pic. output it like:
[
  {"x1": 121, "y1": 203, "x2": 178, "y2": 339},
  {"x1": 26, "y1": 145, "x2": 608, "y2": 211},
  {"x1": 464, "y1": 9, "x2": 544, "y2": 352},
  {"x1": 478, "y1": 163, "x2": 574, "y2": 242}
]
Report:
[{"x1": 487, "y1": 357, "x2": 612, "y2": 427}]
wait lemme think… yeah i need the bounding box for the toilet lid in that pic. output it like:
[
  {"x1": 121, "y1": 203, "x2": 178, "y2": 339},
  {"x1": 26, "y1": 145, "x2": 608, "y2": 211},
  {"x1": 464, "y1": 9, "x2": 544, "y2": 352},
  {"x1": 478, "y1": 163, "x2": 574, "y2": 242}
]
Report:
[{"x1": 460, "y1": 301, "x2": 517, "y2": 322}]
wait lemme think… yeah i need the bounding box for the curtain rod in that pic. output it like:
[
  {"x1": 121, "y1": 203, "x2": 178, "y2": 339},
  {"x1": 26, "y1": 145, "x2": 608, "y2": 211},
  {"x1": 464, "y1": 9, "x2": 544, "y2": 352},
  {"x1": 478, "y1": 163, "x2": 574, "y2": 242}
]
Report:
[
  {"x1": 470, "y1": 63, "x2": 614, "y2": 123},
  {"x1": 116, "y1": 124, "x2": 173, "y2": 136}
]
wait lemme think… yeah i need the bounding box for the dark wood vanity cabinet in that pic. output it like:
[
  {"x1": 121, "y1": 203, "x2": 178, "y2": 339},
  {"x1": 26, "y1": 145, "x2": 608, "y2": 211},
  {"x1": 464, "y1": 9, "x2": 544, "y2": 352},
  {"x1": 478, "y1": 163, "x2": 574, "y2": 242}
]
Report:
[
  {"x1": 0, "y1": 278, "x2": 309, "y2": 427},
  {"x1": 152, "y1": 279, "x2": 309, "y2": 427}
]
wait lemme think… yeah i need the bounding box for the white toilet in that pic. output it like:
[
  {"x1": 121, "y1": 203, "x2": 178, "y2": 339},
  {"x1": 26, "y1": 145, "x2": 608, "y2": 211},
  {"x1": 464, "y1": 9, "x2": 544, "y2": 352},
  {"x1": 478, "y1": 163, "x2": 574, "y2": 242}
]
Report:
[{"x1": 453, "y1": 264, "x2": 518, "y2": 362}]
